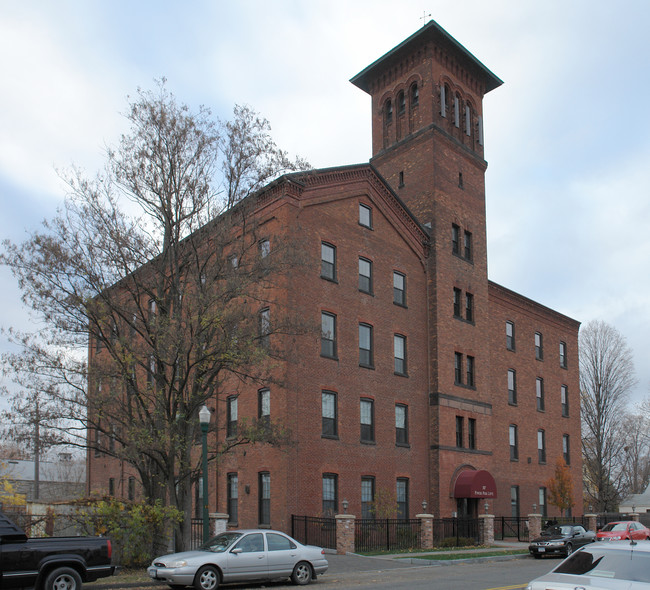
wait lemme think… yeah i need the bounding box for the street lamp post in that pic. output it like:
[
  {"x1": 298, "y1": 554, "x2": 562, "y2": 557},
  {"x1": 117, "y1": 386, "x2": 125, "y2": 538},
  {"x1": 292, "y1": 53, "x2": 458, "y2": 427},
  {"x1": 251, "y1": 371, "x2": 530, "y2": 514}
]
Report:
[{"x1": 199, "y1": 405, "x2": 211, "y2": 544}]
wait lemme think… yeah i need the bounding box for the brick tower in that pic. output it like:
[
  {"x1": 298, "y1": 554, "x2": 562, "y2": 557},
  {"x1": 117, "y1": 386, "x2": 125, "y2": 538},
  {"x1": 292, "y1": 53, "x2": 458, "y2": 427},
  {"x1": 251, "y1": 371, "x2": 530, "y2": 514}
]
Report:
[{"x1": 352, "y1": 21, "x2": 504, "y2": 516}]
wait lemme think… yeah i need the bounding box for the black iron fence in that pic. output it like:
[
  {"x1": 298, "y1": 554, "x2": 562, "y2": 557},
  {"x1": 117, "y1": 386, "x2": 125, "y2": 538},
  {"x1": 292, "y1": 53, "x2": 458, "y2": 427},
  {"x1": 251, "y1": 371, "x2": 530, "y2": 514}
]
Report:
[
  {"x1": 433, "y1": 517, "x2": 479, "y2": 545},
  {"x1": 291, "y1": 515, "x2": 336, "y2": 550},
  {"x1": 355, "y1": 518, "x2": 421, "y2": 552},
  {"x1": 494, "y1": 517, "x2": 527, "y2": 541}
]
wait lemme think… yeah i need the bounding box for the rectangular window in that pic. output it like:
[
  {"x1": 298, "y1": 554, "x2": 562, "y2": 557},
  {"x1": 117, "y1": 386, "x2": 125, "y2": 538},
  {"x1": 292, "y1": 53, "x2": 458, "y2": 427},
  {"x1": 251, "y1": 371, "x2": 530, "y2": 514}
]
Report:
[
  {"x1": 258, "y1": 388, "x2": 270, "y2": 426},
  {"x1": 511, "y1": 485, "x2": 520, "y2": 518},
  {"x1": 468, "y1": 418, "x2": 476, "y2": 450},
  {"x1": 452, "y1": 224, "x2": 460, "y2": 255},
  {"x1": 258, "y1": 472, "x2": 271, "y2": 526},
  {"x1": 466, "y1": 355, "x2": 475, "y2": 387},
  {"x1": 536, "y1": 378, "x2": 545, "y2": 411},
  {"x1": 395, "y1": 404, "x2": 408, "y2": 445},
  {"x1": 227, "y1": 395, "x2": 238, "y2": 437},
  {"x1": 539, "y1": 487, "x2": 547, "y2": 517},
  {"x1": 535, "y1": 332, "x2": 543, "y2": 360},
  {"x1": 506, "y1": 321, "x2": 515, "y2": 351},
  {"x1": 321, "y1": 242, "x2": 336, "y2": 281},
  {"x1": 359, "y1": 257, "x2": 373, "y2": 294},
  {"x1": 509, "y1": 424, "x2": 518, "y2": 461},
  {"x1": 394, "y1": 334, "x2": 407, "y2": 375},
  {"x1": 508, "y1": 369, "x2": 517, "y2": 405},
  {"x1": 259, "y1": 238, "x2": 270, "y2": 258},
  {"x1": 563, "y1": 434, "x2": 570, "y2": 465},
  {"x1": 322, "y1": 391, "x2": 338, "y2": 437},
  {"x1": 393, "y1": 272, "x2": 406, "y2": 306},
  {"x1": 359, "y1": 203, "x2": 372, "y2": 228},
  {"x1": 396, "y1": 478, "x2": 409, "y2": 520},
  {"x1": 108, "y1": 477, "x2": 115, "y2": 496},
  {"x1": 560, "y1": 341, "x2": 567, "y2": 368},
  {"x1": 453, "y1": 287, "x2": 461, "y2": 317},
  {"x1": 361, "y1": 476, "x2": 375, "y2": 519},
  {"x1": 259, "y1": 308, "x2": 270, "y2": 349},
  {"x1": 360, "y1": 398, "x2": 375, "y2": 443},
  {"x1": 227, "y1": 473, "x2": 238, "y2": 524},
  {"x1": 322, "y1": 473, "x2": 338, "y2": 517},
  {"x1": 128, "y1": 476, "x2": 135, "y2": 501},
  {"x1": 147, "y1": 355, "x2": 156, "y2": 387},
  {"x1": 561, "y1": 385, "x2": 569, "y2": 417},
  {"x1": 455, "y1": 416, "x2": 464, "y2": 448},
  {"x1": 463, "y1": 230, "x2": 472, "y2": 260},
  {"x1": 465, "y1": 292, "x2": 474, "y2": 322},
  {"x1": 538, "y1": 430, "x2": 546, "y2": 464},
  {"x1": 359, "y1": 323, "x2": 373, "y2": 368},
  {"x1": 321, "y1": 312, "x2": 337, "y2": 358},
  {"x1": 454, "y1": 352, "x2": 463, "y2": 384}
]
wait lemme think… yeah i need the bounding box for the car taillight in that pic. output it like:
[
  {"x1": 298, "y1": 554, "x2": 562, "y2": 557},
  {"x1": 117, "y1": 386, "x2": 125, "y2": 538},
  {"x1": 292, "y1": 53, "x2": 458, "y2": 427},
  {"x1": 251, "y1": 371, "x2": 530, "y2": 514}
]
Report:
[
  {"x1": 321, "y1": 549, "x2": 325, "y2": 555},
  {"x1": 107, "y1": 540, "x2": 112, "y2": 559}
]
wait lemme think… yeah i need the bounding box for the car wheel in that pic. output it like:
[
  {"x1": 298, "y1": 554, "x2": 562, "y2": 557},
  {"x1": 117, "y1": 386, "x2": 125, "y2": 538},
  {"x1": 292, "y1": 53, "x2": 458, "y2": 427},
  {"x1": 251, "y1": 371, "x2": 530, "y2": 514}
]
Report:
[
  {"x1": 533, "y1": 554, "x2": 541, "y2": 559},
  {"x1": 291, "y1": 561, "x2": 313, "y2": 585},
  {"x1": 44, "y1": 567, "x2": 82, "y2": 590},
  {"x1": 565, "y1": 543, "x2": 573, "y2": 556},
  {"x1": 194, "y1": 566, "x2": 220, "y2": 590}
]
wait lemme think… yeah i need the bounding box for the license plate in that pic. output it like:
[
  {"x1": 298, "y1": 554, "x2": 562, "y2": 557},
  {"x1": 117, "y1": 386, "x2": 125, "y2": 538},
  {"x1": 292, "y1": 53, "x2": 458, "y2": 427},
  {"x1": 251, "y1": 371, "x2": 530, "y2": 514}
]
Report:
[{"x1": 538, "y1": 547, "x2": 545, "y2": 552}]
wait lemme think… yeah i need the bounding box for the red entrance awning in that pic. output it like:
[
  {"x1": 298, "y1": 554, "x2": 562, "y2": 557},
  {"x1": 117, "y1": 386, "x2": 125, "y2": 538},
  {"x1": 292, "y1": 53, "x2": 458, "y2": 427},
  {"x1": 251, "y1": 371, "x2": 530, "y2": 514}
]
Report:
[{"x1": 453, "y1": 469, "x2": 497, "y2": 499}]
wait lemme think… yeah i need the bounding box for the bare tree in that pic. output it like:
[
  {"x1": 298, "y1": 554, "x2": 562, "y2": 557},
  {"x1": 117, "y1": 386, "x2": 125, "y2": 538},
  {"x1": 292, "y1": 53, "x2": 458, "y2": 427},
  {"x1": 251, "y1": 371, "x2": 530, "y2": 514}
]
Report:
[
  {"x1": 0, "y1": 378, "x2": 68, "y2": 500},
  {"x1": 619, "y1": 402, "x2": 650, "y2": 497},
  {"x1": 580, "y1": 320, "x2": 637, "y2": 512},
  {"x1": 1, "y1": 80, "x2": 310, "y2": 548}
]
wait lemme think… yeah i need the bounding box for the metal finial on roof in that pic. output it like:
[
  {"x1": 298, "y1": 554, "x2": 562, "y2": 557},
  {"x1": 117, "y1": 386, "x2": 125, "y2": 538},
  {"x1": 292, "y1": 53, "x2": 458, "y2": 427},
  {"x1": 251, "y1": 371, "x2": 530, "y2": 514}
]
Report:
[{"x1": 420, "y1": 12, "x2": 432, "y2": 27}]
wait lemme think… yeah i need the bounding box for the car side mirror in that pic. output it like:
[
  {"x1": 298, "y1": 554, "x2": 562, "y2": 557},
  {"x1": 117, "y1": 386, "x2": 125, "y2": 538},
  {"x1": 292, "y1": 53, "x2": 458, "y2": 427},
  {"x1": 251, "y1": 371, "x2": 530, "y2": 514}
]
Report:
[{"x1": 231, "y1": 547, "x2": 242, "y2": 554}]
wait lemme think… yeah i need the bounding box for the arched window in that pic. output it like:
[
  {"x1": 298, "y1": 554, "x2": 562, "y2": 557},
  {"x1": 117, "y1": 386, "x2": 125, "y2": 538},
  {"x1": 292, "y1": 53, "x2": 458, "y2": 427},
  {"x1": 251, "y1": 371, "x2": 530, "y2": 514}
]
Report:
[
  {"x1": 454, "y1": 93, "x2": 461, "y2": 128},
  {"x1": 410, "y1": 83, "x2": 419, "y2": 108},
  {"x1": 385, "y1": 99, "x2": 393, "y2": 124},
  {"x1": 441, "y1": 84, "x2": 450, "y2": 118},
  {"x1": 465, "y1": 103, "x2": 472, "y2": 137},
  {"x1": 397, "y1": 91, "x2": 405, "y2": 115}
]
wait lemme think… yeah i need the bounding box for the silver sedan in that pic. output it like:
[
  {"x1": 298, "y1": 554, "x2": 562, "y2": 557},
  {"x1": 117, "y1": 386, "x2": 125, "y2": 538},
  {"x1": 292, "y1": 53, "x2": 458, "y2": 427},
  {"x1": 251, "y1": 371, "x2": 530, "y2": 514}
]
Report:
[
  {"x1": 526, "y1": 540, "x2": 650, "y2": 589},
  {"x1": 147, "y1": 529, "x2": 328, "y2": 589}
]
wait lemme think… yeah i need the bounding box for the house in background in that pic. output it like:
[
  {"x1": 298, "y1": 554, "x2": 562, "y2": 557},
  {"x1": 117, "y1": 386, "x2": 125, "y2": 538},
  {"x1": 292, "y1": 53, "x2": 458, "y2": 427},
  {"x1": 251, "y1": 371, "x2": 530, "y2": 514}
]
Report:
[
  {"x1": 0, "y1": 455, "x2": 85, "y2": 506},
  {"x1": 88, "y1": 20, "x2": 582, "y2": 528}
]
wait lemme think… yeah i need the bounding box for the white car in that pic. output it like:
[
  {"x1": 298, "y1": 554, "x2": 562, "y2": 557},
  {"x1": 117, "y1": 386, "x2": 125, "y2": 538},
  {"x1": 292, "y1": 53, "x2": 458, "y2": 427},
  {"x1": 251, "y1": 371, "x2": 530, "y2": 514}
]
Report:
[
  {"x1": 147, "y1": 529, "x2": 328, "y2": 589},
  {"x1": 526, "y1": 540, "x2": 650, "y2": 589}
]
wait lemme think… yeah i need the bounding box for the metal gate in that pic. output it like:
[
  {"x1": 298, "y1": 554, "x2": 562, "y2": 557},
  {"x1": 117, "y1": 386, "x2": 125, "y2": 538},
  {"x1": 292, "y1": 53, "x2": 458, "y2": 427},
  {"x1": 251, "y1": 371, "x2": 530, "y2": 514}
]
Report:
[{"x1": 494, "y1": 517, "x2": 528, "y2": 541}]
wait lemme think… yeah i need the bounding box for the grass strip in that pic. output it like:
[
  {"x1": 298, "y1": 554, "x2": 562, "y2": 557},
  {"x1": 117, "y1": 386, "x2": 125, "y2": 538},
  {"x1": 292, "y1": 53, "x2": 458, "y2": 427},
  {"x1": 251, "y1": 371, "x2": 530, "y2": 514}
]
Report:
[{"x1": 399, "y1": 549, "x2": 528, "y2": 561}]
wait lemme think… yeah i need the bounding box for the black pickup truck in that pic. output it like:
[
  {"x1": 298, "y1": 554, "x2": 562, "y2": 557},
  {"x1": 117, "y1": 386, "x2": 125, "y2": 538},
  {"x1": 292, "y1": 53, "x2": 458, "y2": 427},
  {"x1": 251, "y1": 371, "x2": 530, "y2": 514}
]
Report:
[{"x1": 0, "y1": 513, "x2": 114, "y2": 590}]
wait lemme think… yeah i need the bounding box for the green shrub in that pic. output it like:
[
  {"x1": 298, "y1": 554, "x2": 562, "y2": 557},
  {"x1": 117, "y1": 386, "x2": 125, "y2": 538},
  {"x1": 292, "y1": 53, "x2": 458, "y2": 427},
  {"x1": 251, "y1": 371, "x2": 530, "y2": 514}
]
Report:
[
  {"x1": 74, "y1": 497, "x2": 182, "y2": 567},
  {"x1": 439, "y1": 536, "x2": 476, "y2": 548}
]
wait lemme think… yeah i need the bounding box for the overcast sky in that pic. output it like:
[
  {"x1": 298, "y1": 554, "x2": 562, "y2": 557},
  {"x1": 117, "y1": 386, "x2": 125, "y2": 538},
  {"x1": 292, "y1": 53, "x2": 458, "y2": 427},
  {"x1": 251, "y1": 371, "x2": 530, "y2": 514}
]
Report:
[{"x1": 1, "y1": 0, "x2": 649, "y2": 406}]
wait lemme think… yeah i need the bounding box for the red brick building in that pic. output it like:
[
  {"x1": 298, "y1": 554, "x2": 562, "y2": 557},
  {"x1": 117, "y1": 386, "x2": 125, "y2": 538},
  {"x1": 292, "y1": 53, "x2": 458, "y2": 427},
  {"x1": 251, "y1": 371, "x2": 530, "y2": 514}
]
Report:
[{"x1": 88, "y1": 20, "x2": 581, "y2": 528}]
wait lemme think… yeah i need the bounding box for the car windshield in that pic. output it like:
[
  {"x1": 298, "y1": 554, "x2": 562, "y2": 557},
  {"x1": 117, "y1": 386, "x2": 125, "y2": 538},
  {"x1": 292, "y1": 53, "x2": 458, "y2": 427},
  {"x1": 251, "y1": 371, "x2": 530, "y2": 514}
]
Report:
[
  {"x1": 601, "y1": 523, "x2": 628, "y2": 532},
  {"x1": 554, "y1": 546, "x2": 650, "y2": 583},
  {"x1": 199, "y1": 532, "x2": 242, "y2": 553},
  {"x1": 543, "y1": 525, "x2": 572, "y2": 536}
]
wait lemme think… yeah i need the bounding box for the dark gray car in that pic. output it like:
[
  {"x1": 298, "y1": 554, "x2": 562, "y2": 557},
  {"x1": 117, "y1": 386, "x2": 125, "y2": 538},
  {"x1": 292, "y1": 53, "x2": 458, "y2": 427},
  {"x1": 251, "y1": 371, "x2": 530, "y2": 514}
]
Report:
[{"x1": 528, "y1": 524, "x2": 596, "y2": 558}]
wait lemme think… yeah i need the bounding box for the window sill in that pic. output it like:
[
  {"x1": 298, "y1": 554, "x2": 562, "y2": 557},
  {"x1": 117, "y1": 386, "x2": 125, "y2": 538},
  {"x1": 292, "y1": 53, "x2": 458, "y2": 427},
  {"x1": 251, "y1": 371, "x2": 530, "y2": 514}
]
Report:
[
  {"x1": 321, "y1": 354, "x2": 339, "y2": 361},
  {"x1": 321, "y1": 434, "x2": 339, "y2": 440},
  {"x1": 393, "y1": 301, "x2": 408, "y2": 309},
  {"x1": 508, "y1": 401, "x2": 517, "y2": 407},
  {"x1": 394, "y1": 371, "x2": 409, "y2": 378},
  {"x1": 320, "y1": 276, "x2": 338, "y2": 284},
  {"x1": 360, "y1": 439, "x2": 376, "y2": 445},
  {"x1": 359, "y1": 363, "x2": 375, "y2": 370},
  {"x1": 396, "y1": 442, "x2": 410, "y2": 449}
]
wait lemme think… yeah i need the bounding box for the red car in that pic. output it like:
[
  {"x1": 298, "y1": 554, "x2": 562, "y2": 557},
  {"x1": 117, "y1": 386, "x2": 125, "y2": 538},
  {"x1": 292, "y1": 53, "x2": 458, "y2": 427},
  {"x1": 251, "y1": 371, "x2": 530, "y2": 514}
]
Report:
[{"x1": 596, "y1": 520, "x2": 650, "y2": 541}]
